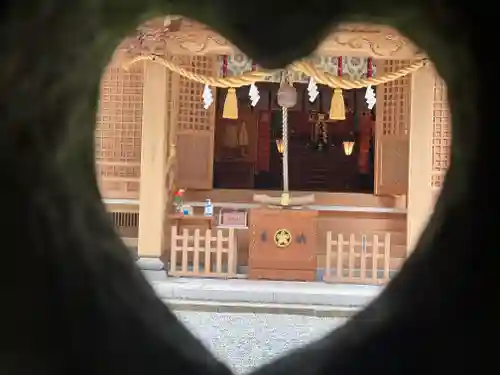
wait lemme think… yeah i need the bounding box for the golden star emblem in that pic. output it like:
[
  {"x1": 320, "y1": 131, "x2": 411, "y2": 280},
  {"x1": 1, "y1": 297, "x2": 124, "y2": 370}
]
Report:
[{"x1": 274, "y1": 229, "x2": 292, "y2": 248}]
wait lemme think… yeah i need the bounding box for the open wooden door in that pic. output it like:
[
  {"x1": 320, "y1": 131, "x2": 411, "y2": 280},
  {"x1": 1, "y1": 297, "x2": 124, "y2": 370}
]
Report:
[
  {"x1": 374, "y1": 59, "x2": 412, "y2": 196},
  {"x1": 175, "y1": 56, "x2": 217, "y2": 189}
]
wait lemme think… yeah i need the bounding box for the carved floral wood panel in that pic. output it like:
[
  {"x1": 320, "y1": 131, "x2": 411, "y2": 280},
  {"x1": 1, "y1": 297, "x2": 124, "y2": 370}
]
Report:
[
  {"x1": 117, "y1": 18, "x2": 421, "y2": 59},
  {"x1": 95, "y1": 64, "x2": 144, "y2": 199},
  {"x1": 431, "y1": 75, "x2": 451, "y2": 188},
  {"x1": 220, "y1": 55, "x2": 377, "y2": 82},
  {"x1": 374, "y1": 59, "x2": 412, "y2": 196}
]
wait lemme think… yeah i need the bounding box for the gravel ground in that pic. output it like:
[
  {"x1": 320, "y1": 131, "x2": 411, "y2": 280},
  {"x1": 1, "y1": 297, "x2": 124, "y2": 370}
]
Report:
[{"x1": 175, "y1": 310, "x2": 347, "y2": 374}]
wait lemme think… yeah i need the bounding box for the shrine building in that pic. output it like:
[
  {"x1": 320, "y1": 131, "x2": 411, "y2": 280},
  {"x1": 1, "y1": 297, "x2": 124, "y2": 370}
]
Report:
[{"x1": 95, "y1": 16, "x2": 451, "y2": 284}]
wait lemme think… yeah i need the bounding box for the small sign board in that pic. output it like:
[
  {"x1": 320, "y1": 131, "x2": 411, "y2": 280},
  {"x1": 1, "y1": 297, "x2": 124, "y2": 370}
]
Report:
[{"x1": 218, "y1": 209, "x2": 248, "y2": 228}]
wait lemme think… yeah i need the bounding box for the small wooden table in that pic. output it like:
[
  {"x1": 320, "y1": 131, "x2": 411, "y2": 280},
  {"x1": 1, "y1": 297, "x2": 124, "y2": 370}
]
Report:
[{"x1": 169, "y1": 214, "x2": 214, "y2": 230}]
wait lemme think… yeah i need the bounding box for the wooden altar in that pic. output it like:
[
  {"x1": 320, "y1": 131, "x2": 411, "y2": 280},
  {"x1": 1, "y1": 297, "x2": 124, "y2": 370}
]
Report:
[{"x1": 248, "y1": 208, "x2": 318, "y2": 281}]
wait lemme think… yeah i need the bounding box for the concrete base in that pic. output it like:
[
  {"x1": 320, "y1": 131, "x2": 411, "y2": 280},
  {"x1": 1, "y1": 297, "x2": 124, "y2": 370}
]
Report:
[
  {"x1": 137, "y1": 262, "x2": 399, "y2": 281},
  {"x1": 146, "y1": 273, "x2": 382, "y2": 309},
  {"x1": 136, "y1": 257, "x2": 165, "y2": 271}
]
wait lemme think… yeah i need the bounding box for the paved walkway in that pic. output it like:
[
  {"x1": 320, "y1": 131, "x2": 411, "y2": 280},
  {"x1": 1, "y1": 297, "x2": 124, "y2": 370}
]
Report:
[
  {"x1": 176, "y1": 310, "x2": 345, "y2": 374},
  {"x1": 143, "y1": 270, "x2": 382, "y2": 315}
]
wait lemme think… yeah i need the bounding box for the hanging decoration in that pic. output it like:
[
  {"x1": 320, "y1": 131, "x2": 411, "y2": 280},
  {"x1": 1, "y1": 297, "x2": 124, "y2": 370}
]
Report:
[
  {"x1": 223, "y1": 88, "x2": 238, "y2": 119},
  {"x1": 124, "y1": 55, "x2": 427, "y2": 120},
  {"x1": 276, "y1": 73, "x2": 295, "y2": 206},
  {"x1": 365, "y1": 86, "x2": 376, "y2": 109},
  {"x1": 365, "y1": 58, "x2": 376, "y2": 109},
  {"x1": 307, "y1": 77, "x2": 319, "y2": 103},
  {"x1": 220, "y1": 56, "x2": 238, "y2": 119},
  {"x1": 248, "y1": 62, "x2": 260, "y2": 107},
  {"x1": 249, "y1": 83, "x2": 260, "y2": 107},
  {"x1": 329, "y1": 57, "x2": 346, "y2": 121},
  {"x1": 202, "y1": 84, "x2": 213, "y2": 109}
]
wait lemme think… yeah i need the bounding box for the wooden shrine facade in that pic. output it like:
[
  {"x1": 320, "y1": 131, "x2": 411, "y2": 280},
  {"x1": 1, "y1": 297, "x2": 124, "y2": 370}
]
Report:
[{"x1": 95, "y1": 16, "x2": 451, "y2": 261}]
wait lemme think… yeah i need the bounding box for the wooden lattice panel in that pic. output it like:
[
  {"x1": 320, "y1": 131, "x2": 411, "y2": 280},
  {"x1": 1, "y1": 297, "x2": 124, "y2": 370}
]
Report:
[
  {"x1": 374, "y1": 60, "x2": 412, "y2": 196},
  {"x1": 95, "y1": 64, "x2": 144, "y2": 199},
  {"x1": 431, "y1": 75, "x2": 451, "y2": 188},
  {"x1": 379, "y1": 59, "x2": 412, "y2": 136},
  {"x1": 175, "y1": 56, "x2": 217, "y2": 189},
  {"x1": 176, "y1": 56, "x2": 216, "y2": 133}
]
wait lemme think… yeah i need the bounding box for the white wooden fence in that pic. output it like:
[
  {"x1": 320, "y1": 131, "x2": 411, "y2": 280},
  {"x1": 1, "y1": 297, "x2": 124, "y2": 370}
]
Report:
[
  {"x1": 169, "y1": 227, "x2": 237, "y2": 278},
  {"x1": 324, "y1": 232, "x2": 391, "y2": 285}
]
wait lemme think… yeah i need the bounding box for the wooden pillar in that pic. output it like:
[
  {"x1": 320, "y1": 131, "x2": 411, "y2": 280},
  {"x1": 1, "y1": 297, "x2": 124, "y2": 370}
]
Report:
[
  {"x1": 137, "y1": 61, "x2": 169, "y2": 258},
  {"x1": 407, "y1": 66, "x2": 436, "y2": 253}
]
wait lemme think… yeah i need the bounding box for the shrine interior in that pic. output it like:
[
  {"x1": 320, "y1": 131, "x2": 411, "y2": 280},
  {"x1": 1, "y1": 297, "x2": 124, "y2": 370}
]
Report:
[{"x1": 213, "y1": 84, "x2": 376, "y2": 194}]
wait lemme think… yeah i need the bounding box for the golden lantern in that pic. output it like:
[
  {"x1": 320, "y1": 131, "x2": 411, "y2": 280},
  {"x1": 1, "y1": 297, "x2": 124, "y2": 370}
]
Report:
[
  {"x1": 275, "y1": 139, "x2": 284, "y2": 154},
  {"x1": 343, "y1": 140, "x2": 355, "y2": 156}
]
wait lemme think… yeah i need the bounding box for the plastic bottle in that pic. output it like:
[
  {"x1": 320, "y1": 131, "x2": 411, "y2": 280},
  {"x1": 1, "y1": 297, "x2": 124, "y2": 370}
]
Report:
[{"x1": 204, "y1": 199, "x2": 213, "y2": 217}]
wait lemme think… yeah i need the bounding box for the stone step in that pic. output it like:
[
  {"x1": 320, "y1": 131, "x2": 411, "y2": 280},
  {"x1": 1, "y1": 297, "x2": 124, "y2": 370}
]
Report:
[
  {"x1": 144, "y1": 271, "x2": 382, "y2": 308},
  {"x1": 166, "y1": 299, "x2": 358, "y2": 318}
]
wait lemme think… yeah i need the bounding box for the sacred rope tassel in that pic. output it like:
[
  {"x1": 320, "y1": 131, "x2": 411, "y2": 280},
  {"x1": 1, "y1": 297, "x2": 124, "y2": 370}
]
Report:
[
  {"x1": 223, "y1": 88, "x2": 238, "y2": 119},
  {"x1": 220, "y1": 55, "x2": 238, "y2": 119},
  {"x1": 329, "y1": 56, "x2": 346, "y2": 120}
]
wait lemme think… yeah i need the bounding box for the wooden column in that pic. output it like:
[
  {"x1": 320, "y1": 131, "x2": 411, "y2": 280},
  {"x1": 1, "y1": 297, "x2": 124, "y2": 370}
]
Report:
[
  {"x1": 407, "y1": 66, "x2": 436, "y2": 253},
  {"x1": 137, "y1": 61, "x2": 170, "y2": 258}
]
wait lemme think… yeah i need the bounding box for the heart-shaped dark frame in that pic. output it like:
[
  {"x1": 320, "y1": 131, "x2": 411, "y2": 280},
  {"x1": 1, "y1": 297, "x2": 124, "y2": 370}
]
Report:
[{"x1": 1, "y1": 0, "x2": 491, "y2": 374}]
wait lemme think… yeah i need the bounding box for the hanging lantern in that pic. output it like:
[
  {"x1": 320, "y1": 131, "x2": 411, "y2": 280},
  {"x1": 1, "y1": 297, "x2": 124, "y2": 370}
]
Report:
[
  {"x1": 277, "y1": 81, "x2": 297, "y2": 108},
  {"x1": 275, "y1": 139, "x2": 284, "y2": 154},
  {"x1": 343, "y1": 140, "x2": 355, "y2": 156}
]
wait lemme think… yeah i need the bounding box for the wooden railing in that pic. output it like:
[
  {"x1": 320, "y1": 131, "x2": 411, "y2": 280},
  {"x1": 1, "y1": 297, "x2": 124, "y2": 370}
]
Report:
[
  {"x1": 324, "y1": 232, "x2": 391, "y2": 285},
  {"x1": 169, "y1": 227, "x2": 237, "y2": 278}
]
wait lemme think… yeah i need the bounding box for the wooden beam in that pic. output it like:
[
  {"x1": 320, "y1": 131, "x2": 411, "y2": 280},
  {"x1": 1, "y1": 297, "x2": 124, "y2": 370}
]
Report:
[{"x1": 118, "y1": 18, "x2": 424, "y2": 59}]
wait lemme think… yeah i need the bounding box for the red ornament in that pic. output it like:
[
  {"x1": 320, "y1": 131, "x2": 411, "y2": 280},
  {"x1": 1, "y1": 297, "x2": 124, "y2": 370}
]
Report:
[{"x1": 222, "y1": 56, "x2": 228, "y2": 77}]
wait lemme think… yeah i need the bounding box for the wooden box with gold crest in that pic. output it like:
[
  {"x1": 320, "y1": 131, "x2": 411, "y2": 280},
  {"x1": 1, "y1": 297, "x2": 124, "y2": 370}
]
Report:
[{"x1": 248, "y1": 208, "x2": 318, "y2": 281}]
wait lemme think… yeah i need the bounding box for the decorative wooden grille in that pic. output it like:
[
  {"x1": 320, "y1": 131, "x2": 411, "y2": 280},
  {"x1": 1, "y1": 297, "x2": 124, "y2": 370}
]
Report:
[
  {"x1": 431, "y1": 75, "x2": 451, "y2": 188},
  {"x1": 374, "y1": 59, "x2": 412, "y2": 196},
  {"x1": 169, "y1": 227, "x2": 237, "y2": 278},
  {"x1": 379, "y1": 60, "x2": 412, "y2": 136},
  {"x1": 95, "y1": 64, "x2": 144, "y2": 199},
  {"x1": 109, "y1": 211, "x2": 139, "y2": 248},
  {"x1": 324, "y1": 232, "x2": 392, "y2": 285},
  {"x1": 175, "y1": 56, "x2": 217, "y2": 189}
]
